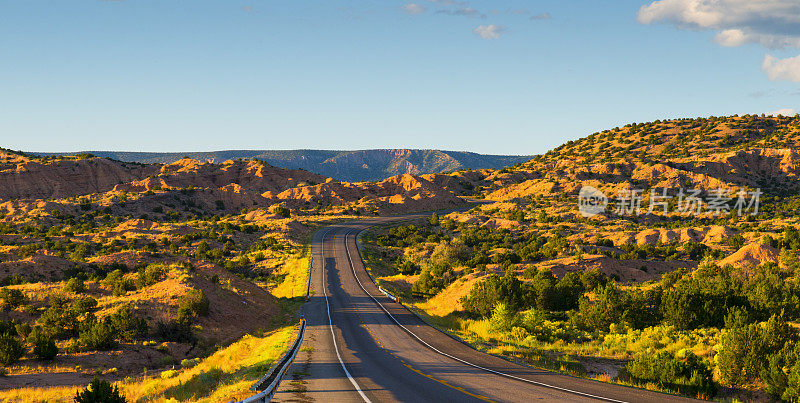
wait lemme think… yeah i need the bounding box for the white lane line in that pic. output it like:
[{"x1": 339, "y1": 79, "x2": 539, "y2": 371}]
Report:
[
  {"x1": 320, "y1": 227, "x2": 372, "y2": 403},
  {"x1": 341, "y1": 227, "x2": 628, "y2": 403}
]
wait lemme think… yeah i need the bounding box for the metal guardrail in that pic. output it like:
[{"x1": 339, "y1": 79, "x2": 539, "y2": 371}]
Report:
[
  {"x1": 305, "y1": 254, "x2": 313, "y2": 300},
  {"x1": 377, "y1": 286, "x2": 398, "y2": 302},
  {"x1": 355, "y1": 231, "x2": 397, "y2": 303},
  {"x1": 237, "y1": 318, "x2": 307, "y2": 403}
]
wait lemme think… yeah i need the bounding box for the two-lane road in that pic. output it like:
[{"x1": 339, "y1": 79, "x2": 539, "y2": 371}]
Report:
[{"x1": 273, "y1": 217, "x2": 697, "y2": 402}]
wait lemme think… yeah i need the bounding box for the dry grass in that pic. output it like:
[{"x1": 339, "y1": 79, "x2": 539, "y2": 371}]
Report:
[
  {"x1": 269, "y1": 254, "x2": 310, "y2": 299},
  {"x1": 414, "y1": 275, "x2": 481, "y2": 317},
  {"x1": 0, "y1": 324, "x2": 299, "y2": 403},
  {"x1": 594, "y1": 372, "x2": 613, "y2": 383}
]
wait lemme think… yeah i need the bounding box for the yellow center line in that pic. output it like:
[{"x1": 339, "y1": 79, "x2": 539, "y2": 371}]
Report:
[
  {"x1": 334, "y1": 228, "x2": 496, "y2": 402},
  {"x1": 352, "y1": 299, "x2": 496, "y2": 403},
  {"x1": 400, "y1": 361, "x2": 497, "y2": 403}
]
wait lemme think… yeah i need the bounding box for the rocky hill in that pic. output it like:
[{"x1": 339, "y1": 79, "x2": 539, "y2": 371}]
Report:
[
  {"x1": 35, "y1": 149, "x2": 532, "y2": 182},
  {"x1": 0, "y1": 149, "x2": 464, "y2": 216},
  {"x1": 522, "y1": 114, "x2": 800, "y2": 195},
  {"x1": 0, "y1": 150, "x2": 159, "y2": 199},
  {"x1": 358, "y1": 115, "x2": 800, "y2": 401},
  {"x1": 423, "y1": 114, "x2": 800, "y2": 201}
]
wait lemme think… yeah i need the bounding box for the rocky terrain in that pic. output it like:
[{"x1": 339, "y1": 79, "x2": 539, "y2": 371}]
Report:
[
  {"x1": 35, "y1": 149, "x2": 532, "y2": 182},
  {"x1": 419, "y1": 114, "x2": 800, "y2": 200},
  {"x1": 0, "y1": 147, "x2": 466, "y2": 401},
  {"x1": 0, "y1": 150, "x2": 465, "y2": 218},
  {"x1": 361, "y1": 114, "x2": 800, "y2": 402},
  {"x1": 5, "y1": 114, "x2": 800, "y2": 401}
]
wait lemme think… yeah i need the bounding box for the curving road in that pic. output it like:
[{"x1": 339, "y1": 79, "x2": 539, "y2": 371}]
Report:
[{"x1": 272, "y1": 217, "x2": 698, "y2": 402}]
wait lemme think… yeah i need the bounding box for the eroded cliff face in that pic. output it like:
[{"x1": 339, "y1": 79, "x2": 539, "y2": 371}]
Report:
[
  {"x1": 0, "y1": 151, "x2": 464, "y2": 218},
  {"x1": 45, "y1": 149, "x2": 532, "y2": 182},
  {"x1": 112, "y1": 158, "x2": 327, "y2": 195},
  {"x1": 0, "y1": 151, "x2": 158, "y2": 200},
  {"x1": 263, "y1": 173, "x2": 463, "y2": 214}
]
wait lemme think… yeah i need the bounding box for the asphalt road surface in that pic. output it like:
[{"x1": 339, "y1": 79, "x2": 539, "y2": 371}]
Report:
[{"x1": 272, "y1": 216, "x2": 698, "y2": 402}]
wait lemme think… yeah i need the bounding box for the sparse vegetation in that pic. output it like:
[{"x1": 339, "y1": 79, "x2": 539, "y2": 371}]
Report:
[
  {"x1": 5, "y1": 114, "x2": 800, "y2": 400},
  {"x1": 361, "y1": 116, "x2": 800, "y2": 400},
  {"x1": 75, "y1": 377, "x2": 126, "y2": 403}
]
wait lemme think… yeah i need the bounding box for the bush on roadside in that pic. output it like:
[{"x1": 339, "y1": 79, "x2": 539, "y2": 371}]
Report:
[
  {"x1": 461, "y1": 270, "x2": 529, "y2": 318},
  {"x1": 489, "y1": 302, "x2": 520, "y2": 332},
  {"x1": 718, "y1": 313, "x2": 794, "y2": 386},
  {"x1": 625, "y1": 350, "x2": 716, "y2": 397},
  {"x1": 412, "y1": 262, "x2": 455, "y2": 296}
]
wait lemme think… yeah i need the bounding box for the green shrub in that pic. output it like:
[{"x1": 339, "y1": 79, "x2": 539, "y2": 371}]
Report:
[
  {"x1": 0, "y1": 333, "x2": 24, "y2": 365},
  {"x1": 553, "y1": 272, "x2": 584, "y2": 311},
  {"x1": 0, "y1": 275, "x2": 26, "y2": 287},
  {"x1": 461, "y1": 275, "x2": 502, "y2": 318},
  {"x1": 38, "y1": 305, "x2": 79, "y2": 339},
  {"x1": 165, "y1": 367, "x2": 222, "y2": 400},
  {"x1": 530, "y1": 268, "x2": 557, "y2": 311},
  {"x1": 69, "y1": 243, "x2": 90, "y2": 262},
  {"x1": 489, "y1": 302, "x2": 520, "y2": 332},
  {"x1": 625, "y1": 351, "x2": 716, "y2": 397},
  {"x1": 580, "y1": 269, "x2": 608, "y2": 291},
  {"x1": 522, "y1": 265, "x2": 537, "y2": 279},
  {"x1": 75, "y1": 377, "x2": 126, "y2": 403},
  {"x1": 762, "y1": 343, "x2": 797, "y2": 399},
  {"x1": 397, "y1": 259, "x2": 419, "y2": 275},
  {"x1": 573, "y1": 283, "x2": 626, "y2": 332},
  {"x1": 412, "y1": 262, "x2": 455, "y2": 296},
  {"x1": 106, "y1": 306, "x2": 147, "y2": 342},
  {"x1": 0, "y1": 288, "x2": 26, "y2": 310},
  {"x1": 661, "y1": 282, "x2": 734, "y2": 330},
  {"x1": 136, "y1": 264, "x2": 167, "y2": 288},
  {"x1": 14, "y1": 323, "x2": 31, "y2": 339},
  {"x1": 64, "y1": 277, "x2": 86, "y2": 293},
  {"x1": 154, "y1": 321, "x2": 195, "y2": 343},
  {"x1": 104, "y1": 270, "x2": 135, "y2": 297},
  {"x1": 718, "y1": 314, "x2": 793, "y2": 386},
  {"x1": 430, "y1": 242, "x2": 473, "y2": 265},
  {"x1": 273, "y1": 206, "x2": 290, "y2": 218},
  {"x1": 177, "y1": 290, "x2": 210, "y2": 323},
  {"x1": 0, "y1": 320, "x2": 17, "y2": 338},
  {"x1": 784, "y1": 359, "x2": 800, "y2": 401},
  {"x1": 621, "y1": 288, "x2": 662, "y2": 329},
  {"x1": 77, "y1": 321, "x2": 118, "y2": 351},
  {"x1": 180, "y1": 357, "x2": 201, "y2": 369},
  {"x1": 71, "y1": 296, "x2": 98, "y2": 314},
  {"x1": 31, "y1": 331, "x2": 58, "y2": 360},
  {"x1": 461, "y1": 270, "x2": 529, "y2": 318}
]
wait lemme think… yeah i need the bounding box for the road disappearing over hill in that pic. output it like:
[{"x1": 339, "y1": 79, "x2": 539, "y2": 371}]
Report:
[{"x1": 272, "y1": 217, "x2": 697, "y2": 402}]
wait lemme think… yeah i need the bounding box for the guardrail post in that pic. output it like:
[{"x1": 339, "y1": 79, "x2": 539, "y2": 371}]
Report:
[{"x1": 236, "y1": 318, "x2": 306, "y2": 403}]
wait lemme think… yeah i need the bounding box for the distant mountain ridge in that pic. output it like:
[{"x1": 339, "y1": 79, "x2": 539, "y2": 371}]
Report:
[{"x1": 36, "y1": 149, "x2": 532, "y2": 182}]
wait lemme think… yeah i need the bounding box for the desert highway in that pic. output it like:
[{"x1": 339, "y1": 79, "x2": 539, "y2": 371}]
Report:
[{"x1": 272, "y1": 217, "x2": 696, "y2": 402}]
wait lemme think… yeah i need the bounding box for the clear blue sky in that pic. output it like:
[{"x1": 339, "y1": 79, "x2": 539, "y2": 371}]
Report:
[{"x1": 1, "y1": 0, "x2": 799, "y2": 155}]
